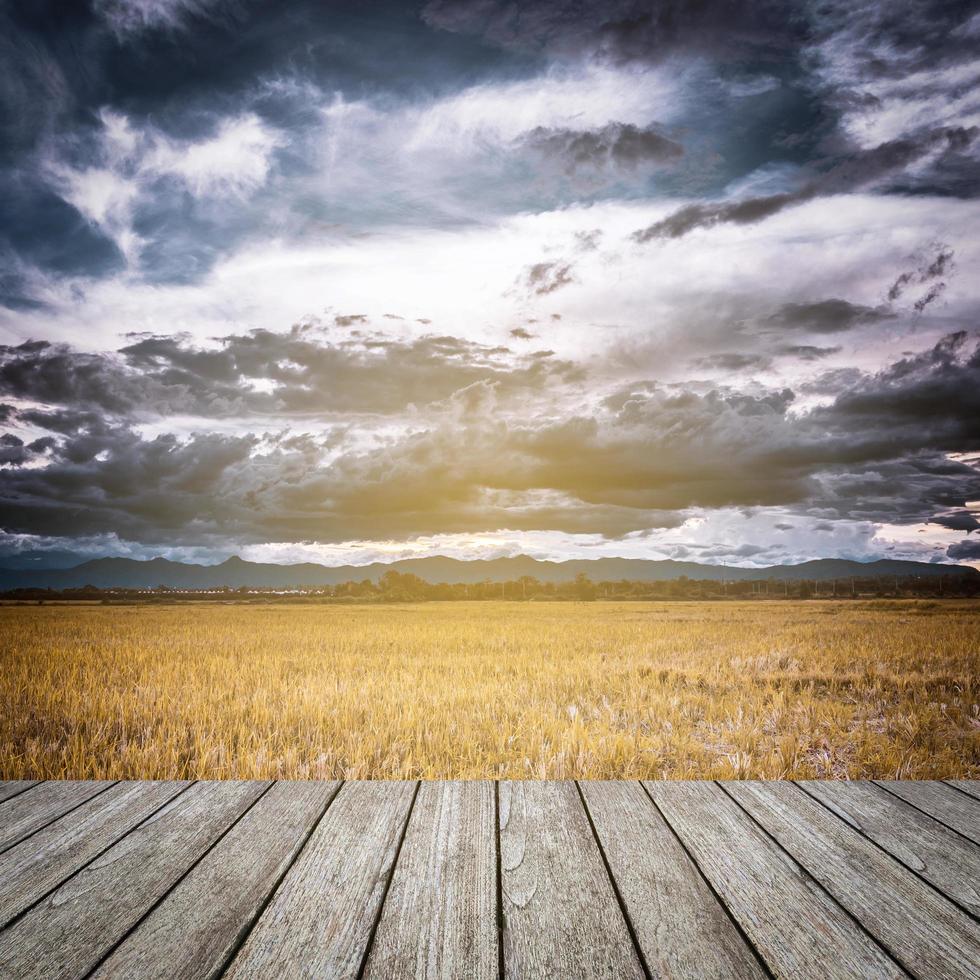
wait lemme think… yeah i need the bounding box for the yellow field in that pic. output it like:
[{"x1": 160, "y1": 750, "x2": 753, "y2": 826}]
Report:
[{"x1": 1, "y1": 600, "x2": 978, "y2": 780}]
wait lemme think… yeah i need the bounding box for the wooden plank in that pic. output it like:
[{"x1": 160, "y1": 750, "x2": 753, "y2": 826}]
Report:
[
  {"x1": 363, "y1": 781, "x2": 497, "y2": 980},
  {"x1": 726, "y1": 781, "x2": 980, "y2": 979},
  {"x1": 877, "y1": 780, "x2": 980, "y2": 845},
  {"x1": 0, "y1": 780, "x2": 268, "y2": 980},
  {"x1": 225, "y1": 780, "x2": 416, "y2": 980},
  {"x1": 645, "y1": 781, "x2": 904, "y2": 979},
  {"x1": 0, "y1": 782, "x2": 39, "y2": 806},
  {"x1": 499, "y1": 780, "x2": 645, "y2": 979},
  {"x1": 947, "y1": 780, "x2": 980, "y2": 803},
  {"x1": 800, "y1": 780, "x2": 980, "y2": 917},
  {"x1": 0, "y1": 781, "x2": 188, "y2": 928},
  {"x1": 580, "y1": 780, "x2": 766, "y2": 978},
  {"x1": 91, "y1": 781, "x2": 339, "y2": 980},
  {"x1": 0, "y1": 780, "x2": 114, "y2": 853}
]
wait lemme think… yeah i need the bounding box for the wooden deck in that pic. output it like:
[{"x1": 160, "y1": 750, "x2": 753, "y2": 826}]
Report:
[{"x1": 0, "y1": 781, "x2": 977, "y2": 978}]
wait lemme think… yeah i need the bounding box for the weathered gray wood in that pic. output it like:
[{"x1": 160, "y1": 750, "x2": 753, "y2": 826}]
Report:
[
  {"x1": 0, "y1": 782, "x2": 39, "y2": 806},
  {"x1": 877, "y1": 780, "x2": 980, "y2": 845},
  {"x1": 800, "y1": 780, "x2": 980, "y2": 917},
  {"x1": 0, "y1": 780, "x2": 114, "y2": 853},
  {"x1": 947, "y1": 780, "x2": 980, "y2": 803},
  {"x1": 645, "y1": 781, "x2": 904, "y2": 979},
  {"x1": 0, "y1": 780, "x2": 268, "y2": 980},
  {"x1": 0, "y1": 780, "x2": 188, "y2": 928},
  {"x1": 580, "y1": 780, "x2": 765, "y2": 979},
  {"x1": 726, "y1": 781, "x2": 980, "y2": 979},
  {"x1": 225, "y1": 780, "x2": 417, "y2": 980},
  {"x1": 92, "y1": 781, "x2": 339, "y2": 980},
  {"x1": 363, "y1": 780, "x2": 497, "y2": 980},
  {"x1": 499, "y1": 780, "x2": 645, "y2": 979}
]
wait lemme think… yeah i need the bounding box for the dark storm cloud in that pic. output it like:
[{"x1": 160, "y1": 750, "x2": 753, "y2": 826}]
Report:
[
  {"x1": 632, "y1": 128, "x2": 978, "y2": 242},
  {"x1": 3, "y1": 0, "x2": 529, "y2": 153},
  {"x1": 776, "y1": 345, "x2": 841, "y2": 361},
  {"x1": 811, "y1": 0, "x2": 980, "y2": 85},
  {"x1": 422, "y1": 0, "x2": 808, "y2": 66},
  {"x1": 0, "y1": 0, "x2": 541, "y2": 295},
  {"x1": 931, "y1": 510, "x2": 980, "y2": 534},
  {"x1": 947, "y1": 538, "x2": 980, "y2": 560},
  {"x1": 0, "y1": 329, "x2": 582, "y2": 418},
  {"x1": 768, "y1": 299, "x2": 894, "y2": 334},
  {"x1": 521, "y1": 261, "x2": 574, "y2": 296},
  {"x1": 4, "y1": 332, "x2": 977, "y2": 546},
  {"x1": 816, "y1": 332, "x2": 980, "y2": 454},
  {"x1": 888, "y1": 243, "x2": 955, "y2": 315},
  {"x1": 693, "y1": 352, "x2": 771, "y2": 372},
  {"x1": 521, "y1": 122, "x2": 683, "y2": 175}
]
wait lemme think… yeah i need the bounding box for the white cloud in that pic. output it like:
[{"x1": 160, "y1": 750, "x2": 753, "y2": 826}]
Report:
[
  {"x1": 406, "y1": 63, "x2": 682, "y2": 146},
  {"x1": 94, "y1": 0, "x2": 222, "y2": 36},
  {"x1": 144, "y1": 114, "x2": 284, "y2": 197},
  {"x1": 44, "y1": 110, "x2": 284, "y2": 269},
  {"x1": 235, "y1": 508, "x2": 970, "y2": 569},
  {"x1": 808, "y1": 23, "x2": 980, "y2": 149},
  {"x1": 52, "y1": 166, "x2": 143, "y2": 263},
  {"x1": 4, "y1": 193, "x2": 979, "y2": 388}
]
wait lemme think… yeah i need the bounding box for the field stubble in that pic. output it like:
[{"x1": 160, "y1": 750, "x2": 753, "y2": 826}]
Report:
[{"x1": 1, "y1": 600, "x2": 977, "y2": 780}]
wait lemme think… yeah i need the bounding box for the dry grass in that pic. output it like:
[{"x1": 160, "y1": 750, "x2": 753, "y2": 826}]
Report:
[{"x1": 1, "y1": 600, "x2": 977, "y2": 780}]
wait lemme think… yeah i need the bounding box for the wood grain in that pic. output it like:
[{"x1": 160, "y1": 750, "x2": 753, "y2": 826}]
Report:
[
  {"x1": 0, "y1": 781, "x2": 114, "y2": 853},
  {"x1": 225, "y1": 780, "x2": 417, "y2": 980},
  {"x1": 876, "y1": 780, "x2": 980, "y2": 845},
  {"x1": 726, "y1": 781, "x2": 980, "y2": 979},
  {"x1": 0, "y1": 780, "x2": 268, "y2": 980},
  {"x1": 92, "y1": 781, "x2": 339, "y2": 980},
  {"x1": 947, "y1": 780, "x2": 980, "y2": 803},
  {"x1": 0, "y1": 780, "x2": 188, "y2": 928},
  {"x1": 645, "y1": 780, "x2": 904, "y2": 979},
  {"x1": 0, "y1": 782, "x2": 39, "y2": 806},
  {"x1": 799, "y1": 779, "x2": 980, "y2": 916},
  {"x1": 581, "y1": 780, "x2": 765, "y2": 979},
  {"x1": 499, "y1": 780, "x2": 645, "y2": 979},
  {"x1": 363, "y1": 780, "x2": 497, "y2": 980}
]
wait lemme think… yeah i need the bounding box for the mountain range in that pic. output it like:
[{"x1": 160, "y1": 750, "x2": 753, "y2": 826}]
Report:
[{"x1": 0, "y1": 554, "x2": 975, "y2": 591}]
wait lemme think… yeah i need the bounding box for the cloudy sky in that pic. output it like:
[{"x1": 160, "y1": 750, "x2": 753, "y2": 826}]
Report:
[{"x1": 1, "y1": 0, "x2": 979, "y2": 569}]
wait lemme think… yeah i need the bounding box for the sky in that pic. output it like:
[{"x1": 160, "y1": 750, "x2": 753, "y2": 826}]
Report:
[{"x1": 0, "y1": 0, "x2": 979, "y2": 569}]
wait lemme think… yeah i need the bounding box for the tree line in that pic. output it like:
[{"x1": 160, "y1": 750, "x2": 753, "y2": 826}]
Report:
[{"x1": 4, "y1": 568, "x2": 979, "y2": 602}]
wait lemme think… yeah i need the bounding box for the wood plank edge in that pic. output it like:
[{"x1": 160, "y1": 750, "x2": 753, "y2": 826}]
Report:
[
  {"x1": 715, "y1": 782, "x2": 913, "y2": 978},
  {"x1": 0, "y1": 783, "x2": 44, "y2": 810},
  {"x1": 639, "y1": 782, "x2": 776, "y2": 979},
  {"x1": 352, "y1": 780, "x2": 421, "y2": 980},
  {"x1": 0, "y1": 782, "x2": 121, "y2": 858},
  {"x1": 795, "y1": 781, "x2": 980, "y2": 921},
  {"x1": 0, "y1": 781, "x2": 197, "y2": 934},
  {"x1": 494, "y1": 780, "x2": 505, "y2": 980},
  {"x1": 574, "y1": 782, "x2": 653, "y2": 979},
  {"x1": 943, "y1": 780, "x2": 980, "y2": 803},
  {"x1": 80, "y1": 781, "x2": 276, "y2": 978},
  {"x1": 872, "y1": 781, "x2": 980, "y2": 846},
  {"x1": 210, "y1": 780, "x2": 346, "y2": 980}
]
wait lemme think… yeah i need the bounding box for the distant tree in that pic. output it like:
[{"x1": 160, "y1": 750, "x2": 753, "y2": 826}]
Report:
[{"x1": 574, "y1": 572, "x2": 597, "y2": 601}]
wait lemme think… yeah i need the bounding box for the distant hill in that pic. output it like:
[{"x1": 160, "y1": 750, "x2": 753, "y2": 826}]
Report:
[{"x1": 0, "y1": 553, "x2": 975, "y2": 591}]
